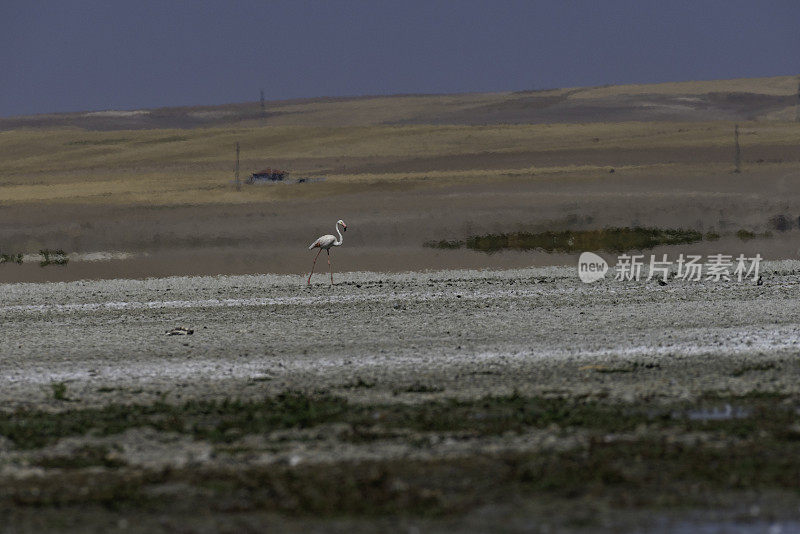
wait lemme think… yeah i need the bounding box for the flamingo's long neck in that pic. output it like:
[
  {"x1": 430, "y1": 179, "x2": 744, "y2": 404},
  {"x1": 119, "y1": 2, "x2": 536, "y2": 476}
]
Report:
[{"x1": 334, "y1": 223, "x2": 344, "y2": 246}]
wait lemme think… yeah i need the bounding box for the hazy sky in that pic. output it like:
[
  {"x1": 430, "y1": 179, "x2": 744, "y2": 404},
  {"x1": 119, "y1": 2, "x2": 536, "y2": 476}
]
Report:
[{"x1": 2, "y1": 1, "x2": 799, "y2": 117}]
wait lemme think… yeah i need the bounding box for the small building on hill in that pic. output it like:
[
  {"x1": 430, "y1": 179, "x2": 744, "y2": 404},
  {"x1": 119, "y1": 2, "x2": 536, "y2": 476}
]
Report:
[{"x1": 247, "y1": 168, "x2": 287, "y2": 183}]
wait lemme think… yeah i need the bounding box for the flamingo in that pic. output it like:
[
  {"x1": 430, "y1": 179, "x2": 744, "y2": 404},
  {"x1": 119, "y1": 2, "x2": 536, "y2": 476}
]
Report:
[{"x1": 307, "y1": 219, "x2": 347, "y2": 285}]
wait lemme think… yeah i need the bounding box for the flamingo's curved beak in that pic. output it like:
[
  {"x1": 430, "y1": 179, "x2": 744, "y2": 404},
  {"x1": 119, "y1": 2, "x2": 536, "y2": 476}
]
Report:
[{"x1": 342, "y1": 224, "x2": 347, "y2": 232}]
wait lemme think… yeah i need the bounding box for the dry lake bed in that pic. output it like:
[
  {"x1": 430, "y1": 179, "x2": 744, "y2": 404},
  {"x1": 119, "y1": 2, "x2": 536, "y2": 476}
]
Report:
[{"x1": 3, "y1": 264, "x2": 800, "y2": 532}]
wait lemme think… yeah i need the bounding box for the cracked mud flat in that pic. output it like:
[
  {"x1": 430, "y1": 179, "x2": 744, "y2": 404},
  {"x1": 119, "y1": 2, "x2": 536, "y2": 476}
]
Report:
[{"x1": 3, "y1": 263, "x2": 800, "y2": 532}]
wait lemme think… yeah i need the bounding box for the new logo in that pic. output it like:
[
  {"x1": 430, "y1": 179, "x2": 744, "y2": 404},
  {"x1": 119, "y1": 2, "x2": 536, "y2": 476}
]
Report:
[{"x1": 578, "y1": 252, "x2": 608, "y2": 283}]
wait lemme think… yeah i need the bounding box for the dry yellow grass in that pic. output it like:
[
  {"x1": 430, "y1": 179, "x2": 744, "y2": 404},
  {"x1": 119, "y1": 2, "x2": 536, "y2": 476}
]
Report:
[
  {"x1": 1, "y1": 120, "x2": 799, "y2": 205},
  {"x1": 1, "y1": 75, "x2": 799, "y2": 206},
  {"x1": 569, "y1": 75, "x2": 798, "y2": 99},
  {"x1": 264, "y1": 92, "x2": 510, "y2": 126}
]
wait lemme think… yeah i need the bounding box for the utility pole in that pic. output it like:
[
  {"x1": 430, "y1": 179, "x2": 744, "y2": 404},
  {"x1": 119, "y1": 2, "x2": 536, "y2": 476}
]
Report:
[
  {"x1": 733, "y1": 124, "x2": 741, "y2": 174},
  {"x1": 234, "y1": 142, "x2": 241, "y2": 190},
  {"x1": 795, "y1": 78, "x2": 800, "y2": 122},
  {"x1": 260, "y1": 89, "x2": 266, "y2": 116}
]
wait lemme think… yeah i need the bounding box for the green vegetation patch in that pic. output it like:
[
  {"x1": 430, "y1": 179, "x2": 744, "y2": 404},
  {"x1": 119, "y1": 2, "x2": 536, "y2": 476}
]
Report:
[
  {"x1": 10, "y1": 439, "x2": 800, "y2": 516},
  {"x1": 460, "y1": 227, "x2": 703, "y2": 254},
  {"x1": 0, "y1": 393, "x2": 349, "y2": 449},
  {"x1": 8, "y1": 437, "x2": 800, "y2": 517},
  {"x1": 34, "y1": 445, "x2": 125, "y2": 469},
  {"x1": 426, "y1": 225, "x2": 783, "y2": 254},
  {"x1": 50, "y1": 382, "x2": 69, "y2": 401},
  {"x1": 0, "y1": 252, "x2": 23, "y2": 264},
  {"x1": 0, "y1": 392, "x2": 794, "y2": 450},
  {"x1": 39, "y1": 249, "x2": 68, "y2": 267},
  {"x1": 3, "y1": 392, "x2": 800, "y2": 518},
  {"x1": 731, "y1": 362, "x2": 778, "y2": 377}
]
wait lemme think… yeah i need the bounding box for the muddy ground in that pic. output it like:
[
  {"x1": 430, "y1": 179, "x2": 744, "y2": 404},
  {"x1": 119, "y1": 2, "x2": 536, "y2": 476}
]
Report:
[{"x1": 3, "y1": 264, "x2": 800, "y2": 532}]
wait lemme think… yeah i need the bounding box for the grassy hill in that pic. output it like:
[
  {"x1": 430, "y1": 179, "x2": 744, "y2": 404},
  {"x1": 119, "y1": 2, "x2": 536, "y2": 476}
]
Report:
[
  {"x1": 2, "y1": 74, "x2": 798, "y2": 131},
  {"x1": 0, "y1": 75, "x2": 799, "y2": 206}
]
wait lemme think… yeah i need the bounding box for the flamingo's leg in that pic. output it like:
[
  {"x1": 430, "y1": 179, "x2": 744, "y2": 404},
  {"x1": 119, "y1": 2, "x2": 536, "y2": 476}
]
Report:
[
  {"x1": 328, "y1": 250, "x2": 333, "y2": 285},
  {"x1": 307, "y1": 248, "x2": 322, "y2": 285}
]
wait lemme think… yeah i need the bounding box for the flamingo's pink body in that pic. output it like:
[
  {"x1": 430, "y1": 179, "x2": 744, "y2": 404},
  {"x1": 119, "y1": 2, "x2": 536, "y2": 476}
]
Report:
[{"x1": 307, "y1": 220, "x2": 347, "y2": 285}]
